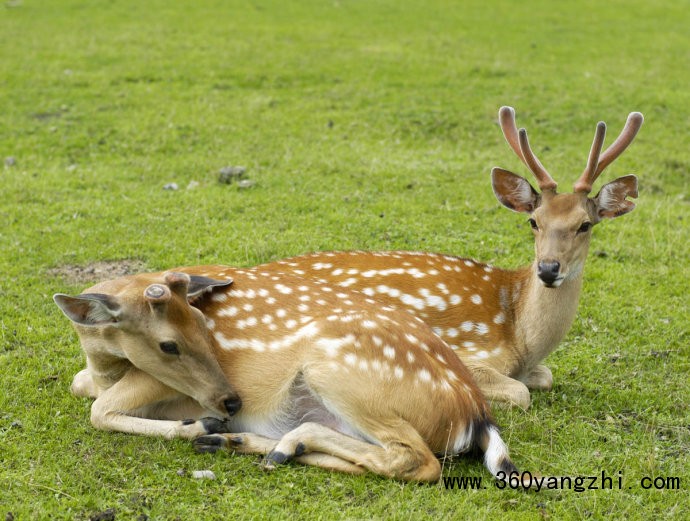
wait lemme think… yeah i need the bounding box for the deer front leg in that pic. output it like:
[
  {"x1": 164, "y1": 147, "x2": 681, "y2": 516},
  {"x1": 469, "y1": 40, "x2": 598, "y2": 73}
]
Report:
[
  {"x1": 467, "y1": 364, "x2": 531, "y2": 410},
  {"x1": 71, "y1": 368, "x2": 99, "y2": 399},
  {"x1": 90, "y1": 368, "x2": 231, "y2": 439},
  {"x1": 519, "y1": 364, "x2": 553, "y2": 391}
]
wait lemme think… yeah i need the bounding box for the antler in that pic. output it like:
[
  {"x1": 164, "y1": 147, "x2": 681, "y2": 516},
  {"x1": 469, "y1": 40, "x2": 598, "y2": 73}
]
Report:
[
  {"x1": 498, "y1": 106, "x2": 557, "y2": 192},
  {"x1": 574, "y1": 112, "x2": 643, "y2": 193}
]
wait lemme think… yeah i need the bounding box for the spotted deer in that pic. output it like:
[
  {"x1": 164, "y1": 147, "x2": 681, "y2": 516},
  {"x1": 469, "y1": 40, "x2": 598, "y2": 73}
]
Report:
[
  {"x1": 54, "y1": 266, "x2": 529, "y2": 482},
  {"x1": 261, "y1": 106, "x2": 643, "y2": 409}
]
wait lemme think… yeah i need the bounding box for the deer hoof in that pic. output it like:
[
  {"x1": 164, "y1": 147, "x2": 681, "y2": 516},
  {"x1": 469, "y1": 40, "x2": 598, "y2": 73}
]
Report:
[
  {"x1": 200, "y1": 417, "x2": 232, "y2": 434},
  {"x1": 193, "y1": 434, "x2": 227, "y2": 454}
]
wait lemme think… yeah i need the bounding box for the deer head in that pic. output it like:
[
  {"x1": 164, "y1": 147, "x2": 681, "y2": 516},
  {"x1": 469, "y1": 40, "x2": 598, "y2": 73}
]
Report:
[
  {"x1": 491, "y1": 106, "x2": 643, "y2": 287},
  {"x1": 54, "y1": 272, "x2": 242, "y2": 417}
]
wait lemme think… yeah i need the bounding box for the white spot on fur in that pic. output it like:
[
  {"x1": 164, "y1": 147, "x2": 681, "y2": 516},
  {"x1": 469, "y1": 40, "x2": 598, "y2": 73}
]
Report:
[
  {"x1": 404, "y1": 333, "x2": 419, "y2": 345},
  {"x1": 449, "y1": 294, "x2": 462, "y2": 305},
  {"x1": 317, "y1": 335, "x2": 354, "y2": 357},
  {"x1": 275, "y1": 284, "x2": 293, "y2": 295},
  {"x1": 400, "y1": 293, "x2": 426, "y2": 310},
  {"x1": 471, "y1": 294, "x2": 482, "y2": 305},
  {"x1": 417, "y1": 369, "x2": 432, "y2": 382},
  {"x1": 383, "y1": 346, "x2": 396, "y2": 359},
  {"x1": 493, "y1": 312, "x2": 505, "y2": 324},
  {"x1": 218, "y1": 306, "x2": 239, "y2": 317},
  {"x1": 426, "y1": 295, "x2": 447, "y2": 311}
]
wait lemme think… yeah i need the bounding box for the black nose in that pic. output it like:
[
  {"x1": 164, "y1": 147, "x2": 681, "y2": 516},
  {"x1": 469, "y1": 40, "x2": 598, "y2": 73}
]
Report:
[
  {"x1": 537, "y1": 261, "x2": 561, "y2": 285},
  {"x1": 224, "y1": 396, "x2": 242, "y2": 416}
]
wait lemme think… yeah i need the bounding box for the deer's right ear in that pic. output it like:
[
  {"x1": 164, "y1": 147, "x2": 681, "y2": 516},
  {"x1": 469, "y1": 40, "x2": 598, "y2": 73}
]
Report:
[
  {"x1": 491, "y1": 167, "x2": 540, "y2": 213},
  {"x1": 53, "y1": 293, "x2": 122, "y2": 326}
]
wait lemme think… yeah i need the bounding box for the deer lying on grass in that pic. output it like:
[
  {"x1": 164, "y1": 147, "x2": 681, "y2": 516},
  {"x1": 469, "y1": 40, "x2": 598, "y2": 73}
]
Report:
[
  {"x1": 260, "y1": 107, "x2": 643, "y2": 409},
  {"x1": 55, "y1": 266, "x2": 529, "y2": 482}
]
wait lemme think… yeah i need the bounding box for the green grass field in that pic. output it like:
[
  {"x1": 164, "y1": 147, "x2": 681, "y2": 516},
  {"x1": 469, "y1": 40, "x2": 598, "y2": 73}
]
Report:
[{"x1": 1, "y1": 0, "x2": 688, "y2": 518}]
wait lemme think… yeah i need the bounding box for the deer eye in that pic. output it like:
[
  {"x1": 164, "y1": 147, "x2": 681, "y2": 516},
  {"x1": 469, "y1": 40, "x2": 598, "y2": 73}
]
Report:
[
  {"x1": 577, "y1": 222, "x2": 593, "y2": 234},
  {"x1": 528, "y1": 218, "x2": 539, "y2": 231},
  {"x1": 159, "y1": 341, "x2": 180, "y2": 355}
]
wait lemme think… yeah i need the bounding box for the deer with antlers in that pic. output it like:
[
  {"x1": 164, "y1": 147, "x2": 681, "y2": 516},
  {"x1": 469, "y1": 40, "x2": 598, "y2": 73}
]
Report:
[
  {"x1": 55, "y1": 266, "x2": 530, "y2": 482},
  {"x1": 261, "y1": 107, "x2": 643, "y2": 409}
]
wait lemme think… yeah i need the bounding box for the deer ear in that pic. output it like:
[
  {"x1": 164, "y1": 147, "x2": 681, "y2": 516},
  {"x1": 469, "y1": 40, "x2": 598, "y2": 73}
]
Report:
[
  {"x1": 54, "y1": 293, "x2": 121, "y2": 326},
  {"x1": 491, "y1": 167, "x2": 540, "y2": 213},
  {"x1": 187, "y1": 275, "x2": 234, "y2": 300},
  {"x1": 593, "y1": 174, "x2": 638, "y2": 219}
]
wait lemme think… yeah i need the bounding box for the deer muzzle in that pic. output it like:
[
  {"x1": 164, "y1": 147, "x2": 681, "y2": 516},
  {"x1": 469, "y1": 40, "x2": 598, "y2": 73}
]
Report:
[{"x1": 537, "y1": 260, "x2": 562, "y2": 287}]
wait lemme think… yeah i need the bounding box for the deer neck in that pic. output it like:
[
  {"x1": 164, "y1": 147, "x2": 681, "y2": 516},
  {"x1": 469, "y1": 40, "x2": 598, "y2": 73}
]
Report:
[{"x1": 512, "y1": 263, "x2": 584, "y2": 375}]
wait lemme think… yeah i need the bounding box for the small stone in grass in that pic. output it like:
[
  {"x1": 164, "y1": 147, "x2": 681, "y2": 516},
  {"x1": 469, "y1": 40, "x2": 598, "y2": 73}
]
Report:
[
  {"x1": 219, "y1": 166, "x2": 246, "y2": 184},
  {"x1": 4, "y1": 157, "x2": 17, "y2": 167},
  {"x1": 191, "y1": 470, "x2": 216, "y2": 480},
  {"x1": 163, "y1": 182, "x2": 179, "y2": 191},
  {"x1": 237, "y1": 179, "x2": 255, "y2": 189}
]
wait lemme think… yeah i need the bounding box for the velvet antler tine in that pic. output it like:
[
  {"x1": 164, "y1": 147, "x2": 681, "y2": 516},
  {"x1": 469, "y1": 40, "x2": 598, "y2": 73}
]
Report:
[
  {"x1": 498, "y1": 106, "x2": 526, "y2": 164},
  {"x1": 574, "y1": 121, "x2": 607, "y2": 193},
  {"x1": 594, "y1": 112, "x2": 644, "y2": 176},
  {"x1": 518, "y1": 128, "x2": 558, "y2": 191}
]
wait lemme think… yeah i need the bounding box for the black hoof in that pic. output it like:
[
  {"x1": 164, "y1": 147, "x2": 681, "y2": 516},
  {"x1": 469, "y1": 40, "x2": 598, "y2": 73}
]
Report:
[
  {"x1": 264, "y1": 451, "x2": 289, "y2": 469},
  {"x1": 294, "y1": 442, "x2": 306, "y2": 457},
  {"x1": 193, "y1": 435, "x2": 226, "y2": 454},
  {"x1": 200, "y1": 417, "x2": 232, "y2": 434}
]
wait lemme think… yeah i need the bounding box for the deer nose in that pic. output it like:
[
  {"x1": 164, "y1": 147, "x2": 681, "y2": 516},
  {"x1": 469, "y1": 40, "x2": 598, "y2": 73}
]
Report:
[
  {"x1": 537, "y1": 261, "x2": 561, "y2": 285},
  {"x1": 224, "y1": 395, "x2": 242, "y2": 416}
]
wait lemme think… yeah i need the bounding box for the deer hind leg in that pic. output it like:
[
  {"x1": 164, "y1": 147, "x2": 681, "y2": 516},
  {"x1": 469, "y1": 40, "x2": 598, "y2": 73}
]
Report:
[
  {"x1": 263, "y1": 420, "x2": 441, "y2": 482},
  {"x1": 520, "y1": 364, "x2": 553, "y2": 391},
  {"x1": 193, "y1": 432, "x2": 366, "y2": 475},
  {"x1": 466, "y1": 363, "x2": 531, "y2": 410}
]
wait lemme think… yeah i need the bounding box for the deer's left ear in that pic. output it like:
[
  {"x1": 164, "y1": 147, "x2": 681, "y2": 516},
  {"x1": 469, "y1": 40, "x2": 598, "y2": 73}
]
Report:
[
  {"x1": 592, "y1": 174, "x2": 638, "y2": 219},
  {"x1": 187, "y1": 275, "x2": 233, "y2": 300},
  {"x1": 491, "y1": 167, "x2": 540, "y2": 214}
]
